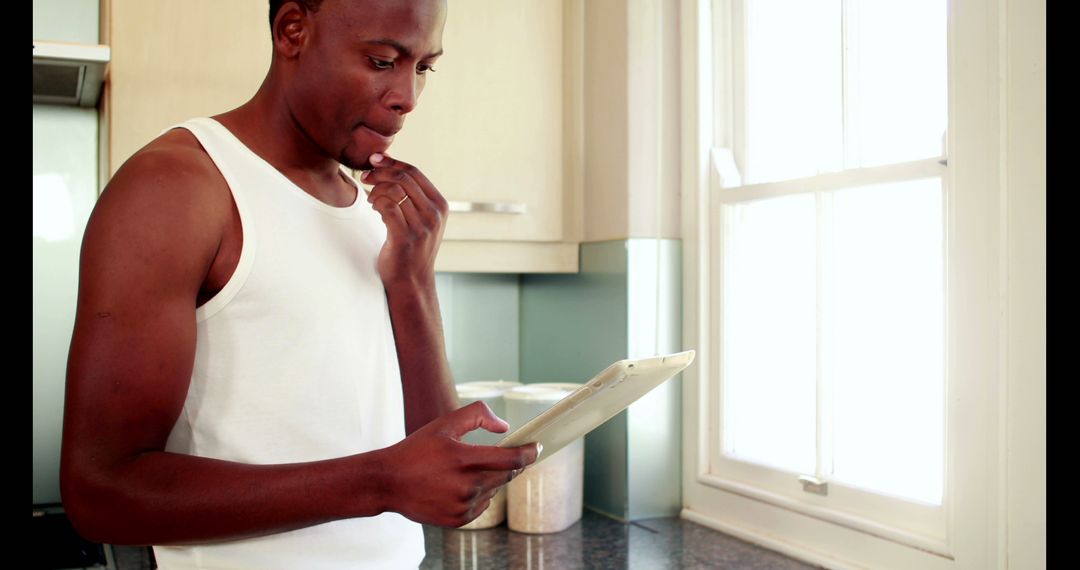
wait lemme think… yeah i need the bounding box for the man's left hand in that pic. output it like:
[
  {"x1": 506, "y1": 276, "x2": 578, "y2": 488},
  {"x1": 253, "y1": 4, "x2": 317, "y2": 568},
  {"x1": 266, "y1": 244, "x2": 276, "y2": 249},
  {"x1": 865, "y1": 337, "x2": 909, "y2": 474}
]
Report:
[{"x1": 361, "y1": 153, "x2": 449, "y2": 287}]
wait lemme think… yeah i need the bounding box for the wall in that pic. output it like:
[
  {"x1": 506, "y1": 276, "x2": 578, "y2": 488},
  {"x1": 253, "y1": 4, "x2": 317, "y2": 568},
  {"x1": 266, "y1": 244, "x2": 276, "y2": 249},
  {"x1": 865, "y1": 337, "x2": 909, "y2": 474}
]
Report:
[
  {"x1": 34, "y1": 0, "x2": 99, "y2": 44},
  {"x1": 436, "y1": 273, "x2": 521, "y2": 384},
  {"x1": 625, "y1": 239, "x2": 683, "y2": 519},
  {"x1": 1004, "y1": 0, "x2": 1046, "y2": 565},
  {"x1": 520, "y1": 241, "x2": 630, "y2": 517},
  {"x1": 520, "y1": 239, "x2": 683, "y2": 520},
  {"x1": 33, "y1": 0, "x2": 102, "y2": 506},
  {"x1": 514, "y1": 0, "x2": 686, "y2": 520},
  {"x1": 583, "y1": 0, "x2": 681, "y2": 241}
]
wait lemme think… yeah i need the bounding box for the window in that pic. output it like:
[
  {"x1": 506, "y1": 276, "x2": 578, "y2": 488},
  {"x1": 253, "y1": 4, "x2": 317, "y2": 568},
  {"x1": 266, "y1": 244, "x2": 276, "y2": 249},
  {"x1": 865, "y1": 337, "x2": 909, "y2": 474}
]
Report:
[
  {"x1": 713, "y1": 0, "x2": 948, "y2": 530},
  {"x1": 681, "y1": 0, "x2": 1007, "y2": 567}
]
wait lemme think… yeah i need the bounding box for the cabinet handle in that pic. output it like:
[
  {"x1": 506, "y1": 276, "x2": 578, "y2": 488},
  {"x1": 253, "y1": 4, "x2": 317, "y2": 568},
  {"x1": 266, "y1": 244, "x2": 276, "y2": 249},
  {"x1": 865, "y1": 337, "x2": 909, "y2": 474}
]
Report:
[{"x1": 447, "y1": 201, "x2": 527, "y2": 214}]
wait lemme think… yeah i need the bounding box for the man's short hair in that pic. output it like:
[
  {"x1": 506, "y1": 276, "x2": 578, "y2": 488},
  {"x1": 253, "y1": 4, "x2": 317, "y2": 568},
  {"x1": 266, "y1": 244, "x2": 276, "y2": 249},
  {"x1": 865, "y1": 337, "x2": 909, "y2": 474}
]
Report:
[{"x1": 268, "y1": 0, "x2": 325, "y2": 33}]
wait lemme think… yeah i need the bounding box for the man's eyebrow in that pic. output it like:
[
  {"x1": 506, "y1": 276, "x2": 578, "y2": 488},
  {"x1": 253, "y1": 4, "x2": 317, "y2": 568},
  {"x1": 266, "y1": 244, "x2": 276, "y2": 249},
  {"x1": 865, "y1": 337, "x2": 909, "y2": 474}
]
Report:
[{"x1": 360, "y1": 38, "x2": 443, "y2": 59}]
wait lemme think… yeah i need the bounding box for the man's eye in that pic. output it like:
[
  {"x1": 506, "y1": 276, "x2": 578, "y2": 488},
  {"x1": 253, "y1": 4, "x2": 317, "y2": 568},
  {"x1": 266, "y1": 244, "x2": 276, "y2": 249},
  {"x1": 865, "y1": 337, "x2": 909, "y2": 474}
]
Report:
[
  {"x1": 417, "y1": 64, "x2": 437, "y2": 75},
  {"x1": 369, "y1": 57, "x2": 394, "y2": 70}
]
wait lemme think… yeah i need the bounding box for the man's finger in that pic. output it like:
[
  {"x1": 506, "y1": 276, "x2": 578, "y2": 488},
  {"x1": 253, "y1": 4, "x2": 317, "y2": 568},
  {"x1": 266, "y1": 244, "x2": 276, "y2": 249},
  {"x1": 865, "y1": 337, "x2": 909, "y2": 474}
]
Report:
[
  {"x1": 365, "y1": 153, "x2": 447, "y2": 211},
  {"x1": 475, "y1": 484, "x2": 500, "y2": 506},
  {"x1": 367, "y1": 181, "x2": 422, "y2": 229},
  {"x1": 368, "y1": 185, "x2": 409, "y2": 237},
  {"x1": 464, "y1": 442, "x2": 542, "y2": 472},
  {"x1": 440, "y1": 400, "x2": 510, "y2": 440}
]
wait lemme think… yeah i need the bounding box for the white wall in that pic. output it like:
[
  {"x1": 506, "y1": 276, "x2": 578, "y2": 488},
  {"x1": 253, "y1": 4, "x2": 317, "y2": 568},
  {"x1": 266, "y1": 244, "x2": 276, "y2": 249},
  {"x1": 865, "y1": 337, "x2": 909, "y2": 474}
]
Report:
[
  {"x1": 1005, "y1": 0, "x2": 1046, "y2": 566},
  {"x1": 33, "y1": 0, "x2": 101, "y2": 505},
  {"x1": 583, "y1": 0, "x2": 682, "y2": 242}
]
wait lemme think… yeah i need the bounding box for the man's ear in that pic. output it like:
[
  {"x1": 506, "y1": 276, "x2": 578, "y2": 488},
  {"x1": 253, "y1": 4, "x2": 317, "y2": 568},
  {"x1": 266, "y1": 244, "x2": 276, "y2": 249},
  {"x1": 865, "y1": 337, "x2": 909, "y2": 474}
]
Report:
[{"x1": 271, "y1": 2, "x2": 311, "y2": 60}]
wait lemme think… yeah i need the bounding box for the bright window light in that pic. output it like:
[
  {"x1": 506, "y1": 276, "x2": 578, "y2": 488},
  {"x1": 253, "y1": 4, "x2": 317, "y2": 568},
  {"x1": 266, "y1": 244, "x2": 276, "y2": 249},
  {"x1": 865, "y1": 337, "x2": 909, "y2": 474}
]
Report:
[
  {"x1": 849, "y1": 0, "x2": 948, "y2": 167},
  {"x1": 825, "y1": 178, "x2": 945, "y2": 504},
  {"x1": 33, "y1": 174, "x2": 75, "y2": 243},
  {"x1": 745, "y1": 0, "x2": 843, "y2": 184},
  {"x1": 722, "y1": 193, "x2": 817, "y2": 474}
]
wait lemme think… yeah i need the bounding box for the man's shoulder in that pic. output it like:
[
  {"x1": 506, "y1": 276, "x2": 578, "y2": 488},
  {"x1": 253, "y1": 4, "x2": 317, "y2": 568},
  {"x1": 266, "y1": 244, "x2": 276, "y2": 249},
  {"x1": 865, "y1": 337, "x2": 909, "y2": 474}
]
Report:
[
  {"x1": 102, "y1": 125, "x2": 232, "y2": 217},
  {"x1": 118, "y1": 126, "x2": 223, "y2": 187},
  {"x1": 89, "y1": 125, "x2": 237, "y2": 263}
]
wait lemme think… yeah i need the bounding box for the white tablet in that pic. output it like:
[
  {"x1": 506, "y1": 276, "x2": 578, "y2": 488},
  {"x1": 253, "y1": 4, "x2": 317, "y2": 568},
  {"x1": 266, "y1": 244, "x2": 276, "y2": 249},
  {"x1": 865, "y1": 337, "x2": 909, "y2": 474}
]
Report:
[{"x1": 496, "y1": 350, "x2": 696, "y2": 463}]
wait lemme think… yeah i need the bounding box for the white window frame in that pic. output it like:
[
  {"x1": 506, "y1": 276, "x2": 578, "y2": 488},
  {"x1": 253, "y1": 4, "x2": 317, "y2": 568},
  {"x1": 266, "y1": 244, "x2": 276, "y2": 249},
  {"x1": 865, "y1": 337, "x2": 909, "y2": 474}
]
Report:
[
  {"x1": 679, "y1": 0, "x2": 1007, "y2": 567},
  {"x1": 710, "y1": 0, "x2": 950, "y2": 548}
]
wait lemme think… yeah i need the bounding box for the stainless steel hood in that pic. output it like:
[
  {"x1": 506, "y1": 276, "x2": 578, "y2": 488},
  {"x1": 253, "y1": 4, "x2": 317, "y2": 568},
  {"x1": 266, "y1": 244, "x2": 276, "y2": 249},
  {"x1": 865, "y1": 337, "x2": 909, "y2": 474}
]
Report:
[{"x1": 33, "y1": 40, "x2": 110, "y2": 107}]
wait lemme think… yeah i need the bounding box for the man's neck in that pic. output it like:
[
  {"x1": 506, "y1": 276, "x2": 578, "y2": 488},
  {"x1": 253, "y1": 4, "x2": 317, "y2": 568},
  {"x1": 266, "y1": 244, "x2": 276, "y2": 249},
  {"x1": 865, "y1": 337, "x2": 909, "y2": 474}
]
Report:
[
  {"x1": 208, "y1": 78, "x2": 359, "y2": 208},
  {"x1": 213, "y1": 81, "x2": 345, "y2": 188}
]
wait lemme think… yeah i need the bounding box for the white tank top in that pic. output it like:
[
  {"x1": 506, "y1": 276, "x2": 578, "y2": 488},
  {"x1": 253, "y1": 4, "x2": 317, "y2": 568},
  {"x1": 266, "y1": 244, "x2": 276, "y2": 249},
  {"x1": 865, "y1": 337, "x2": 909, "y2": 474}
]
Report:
[{"x1": 151, "y1": 117, "x2": 425, "y2": 569}]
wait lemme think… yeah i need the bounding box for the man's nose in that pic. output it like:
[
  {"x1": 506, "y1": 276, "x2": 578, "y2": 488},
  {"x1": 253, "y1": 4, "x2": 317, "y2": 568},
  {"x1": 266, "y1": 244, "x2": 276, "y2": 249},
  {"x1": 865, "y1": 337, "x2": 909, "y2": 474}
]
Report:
[{"x1": 385, "y1": 71, "x2": 420, "y2": 115}]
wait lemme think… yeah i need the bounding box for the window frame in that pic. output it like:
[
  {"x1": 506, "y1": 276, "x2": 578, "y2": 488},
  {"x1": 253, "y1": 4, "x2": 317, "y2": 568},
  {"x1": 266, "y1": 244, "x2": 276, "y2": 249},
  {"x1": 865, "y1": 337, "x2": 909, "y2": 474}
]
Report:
[
  {"x1": 709, "y1": 156, "x2": 950, "y2": 550},
  {"x1": 679, "y1": 0, "x2": 1007, "y2": 567}
]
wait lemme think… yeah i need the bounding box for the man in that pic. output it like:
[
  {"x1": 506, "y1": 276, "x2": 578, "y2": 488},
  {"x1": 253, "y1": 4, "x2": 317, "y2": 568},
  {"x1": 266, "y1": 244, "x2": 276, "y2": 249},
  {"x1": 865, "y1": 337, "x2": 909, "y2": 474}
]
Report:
[{"x1": 59, "y1": 0, "x2": 540, "y2": 567}]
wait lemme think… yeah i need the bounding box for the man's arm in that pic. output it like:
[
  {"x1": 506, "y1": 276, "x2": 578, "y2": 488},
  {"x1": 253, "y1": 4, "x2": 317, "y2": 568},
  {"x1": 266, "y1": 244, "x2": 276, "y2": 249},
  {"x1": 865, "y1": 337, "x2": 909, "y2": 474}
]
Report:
[
  {"x1": 61, "y1": 147, "x2": 538, "y2": 546},
  {"x1": 363, "y1": 153, "x2": 459, "y2": 434},
  {"x1": 386, "y1": 281, "x2": 459, "y2": 435}
]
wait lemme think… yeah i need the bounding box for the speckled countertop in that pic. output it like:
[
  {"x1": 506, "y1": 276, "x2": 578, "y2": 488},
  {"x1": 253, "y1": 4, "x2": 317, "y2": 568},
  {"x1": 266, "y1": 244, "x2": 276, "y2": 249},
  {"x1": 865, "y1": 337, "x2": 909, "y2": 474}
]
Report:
[
  {"x1": 419, "y1": 509, "x2": 823, "y2": 569},
  {"x1": 108, "y1": 509, "x2": 823, "y2": 569}
]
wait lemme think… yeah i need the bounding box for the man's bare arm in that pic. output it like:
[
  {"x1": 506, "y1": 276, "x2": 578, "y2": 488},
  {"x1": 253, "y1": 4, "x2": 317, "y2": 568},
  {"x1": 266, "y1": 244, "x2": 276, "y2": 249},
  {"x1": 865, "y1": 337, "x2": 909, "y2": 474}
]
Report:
[
  {"x1": 363, "y1": 153, "x2": 459, "y2": 434},
  {"x1": 60, "y1": 147, "x2": 539, "y2": 545},
  {"x1": 385, "y1": 281, "x2": 458, "y2": 435}
]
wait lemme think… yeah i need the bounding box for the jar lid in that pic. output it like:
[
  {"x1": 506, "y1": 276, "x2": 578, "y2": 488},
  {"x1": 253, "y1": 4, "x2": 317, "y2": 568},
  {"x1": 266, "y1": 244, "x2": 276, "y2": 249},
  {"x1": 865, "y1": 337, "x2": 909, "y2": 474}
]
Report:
[
  {"x1": 503, "y1": 383, "x2": 582, "y2": 402},
  {"x1": 456, "y1": 384, "x2": 504, "y2": 400},
  {"x1": 458, "y1": 380, "x2": 524, "y2": 393}
]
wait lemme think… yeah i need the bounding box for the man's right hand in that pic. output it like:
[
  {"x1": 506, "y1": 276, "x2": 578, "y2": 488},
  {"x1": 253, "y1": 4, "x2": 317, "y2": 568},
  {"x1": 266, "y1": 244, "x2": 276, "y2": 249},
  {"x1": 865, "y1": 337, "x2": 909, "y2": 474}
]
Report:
[{"x1": 375, "y1": 401, "x2": 541, "y2": 528}]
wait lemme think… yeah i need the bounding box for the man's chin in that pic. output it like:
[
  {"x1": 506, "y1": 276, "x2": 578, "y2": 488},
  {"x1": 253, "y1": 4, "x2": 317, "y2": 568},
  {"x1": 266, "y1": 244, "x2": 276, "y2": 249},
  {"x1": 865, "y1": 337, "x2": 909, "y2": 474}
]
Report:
[
  {"x1": 340, "y1": 146, "x2": 388, "y2": 171},
  {"x1": 339, "y1": 153, "x2": 373, "y2": 172}
]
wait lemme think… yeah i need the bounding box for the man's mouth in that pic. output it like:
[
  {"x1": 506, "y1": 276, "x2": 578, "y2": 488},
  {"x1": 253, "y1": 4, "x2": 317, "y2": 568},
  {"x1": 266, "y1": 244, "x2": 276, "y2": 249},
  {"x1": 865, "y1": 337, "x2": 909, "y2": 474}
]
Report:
[{"x1": 359, "y1": 124, "x2": 398, "y2": 146}]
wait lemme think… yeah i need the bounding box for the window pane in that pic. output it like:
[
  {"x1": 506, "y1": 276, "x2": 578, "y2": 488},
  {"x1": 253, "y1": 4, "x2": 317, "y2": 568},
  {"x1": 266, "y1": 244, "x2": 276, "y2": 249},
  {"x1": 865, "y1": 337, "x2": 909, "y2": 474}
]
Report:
[
  {"x1": 745, "y1": 0, "x2": 842, "y2": 184},
  {"x1": 826, "y1": 178, "x2": 944, "y2": 504},
  {"x1": 849, "y1": 0, "x2": 948, "y2": 167},
  {"x1": 722, "y1": 194, "x2": 816, "y2": 474}
]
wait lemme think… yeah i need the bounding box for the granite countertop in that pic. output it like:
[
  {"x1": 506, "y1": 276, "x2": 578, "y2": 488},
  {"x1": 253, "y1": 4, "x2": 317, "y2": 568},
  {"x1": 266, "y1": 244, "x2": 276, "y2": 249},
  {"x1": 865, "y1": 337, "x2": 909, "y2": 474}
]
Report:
[
  {"x1": 420, "y1": 509, "x2": 823, "y2": 569},
  {"x1": 108, "y1": 509, "x2": 823, "y2": 569}
]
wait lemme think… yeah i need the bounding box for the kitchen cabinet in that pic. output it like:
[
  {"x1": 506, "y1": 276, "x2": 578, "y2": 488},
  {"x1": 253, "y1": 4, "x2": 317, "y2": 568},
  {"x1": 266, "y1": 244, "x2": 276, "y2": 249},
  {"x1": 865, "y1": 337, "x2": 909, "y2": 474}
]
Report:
[
  {"x1": 390, "y1": 0, "x2": 583, "y2": 272},
  {"x1": 100, "y1": 0, "x2": 582, "y2": 273},
  {"x1": 99, "y1": 0, "x2": 271, "y2": 184}
]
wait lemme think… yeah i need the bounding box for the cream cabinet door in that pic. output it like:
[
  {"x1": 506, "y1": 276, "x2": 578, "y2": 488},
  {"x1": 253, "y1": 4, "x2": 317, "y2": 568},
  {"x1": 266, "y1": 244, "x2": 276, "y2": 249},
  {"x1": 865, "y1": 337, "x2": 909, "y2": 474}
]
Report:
[
  {"x1": 101, "y1": 0, "x2": 271, "y2": 178},
  {"x1": 388, "y1": 0, "x2": 568, "y2": 244}
]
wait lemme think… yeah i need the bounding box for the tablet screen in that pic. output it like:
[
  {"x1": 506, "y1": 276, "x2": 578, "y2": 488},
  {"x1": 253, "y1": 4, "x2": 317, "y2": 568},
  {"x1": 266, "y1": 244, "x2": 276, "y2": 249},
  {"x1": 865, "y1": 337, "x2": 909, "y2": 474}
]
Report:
[{"x1": 496, "y1": 350, "x2": 695, "y2": 463}]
